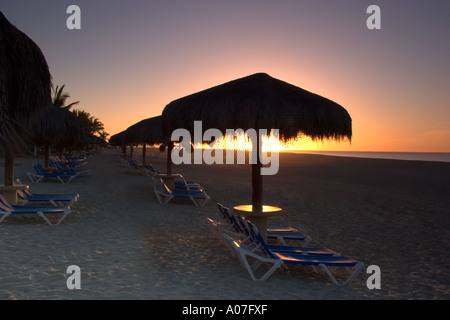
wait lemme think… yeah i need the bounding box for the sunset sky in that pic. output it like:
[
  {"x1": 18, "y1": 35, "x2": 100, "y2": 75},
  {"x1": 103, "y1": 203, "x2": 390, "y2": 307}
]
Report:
[{"x1": 2, "y1": 0, "x2": 449, "y2": 152}]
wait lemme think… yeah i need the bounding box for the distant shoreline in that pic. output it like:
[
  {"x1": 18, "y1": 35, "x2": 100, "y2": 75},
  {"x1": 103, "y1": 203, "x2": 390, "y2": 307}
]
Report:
[{"x1": 291, "y1": 150, "x2": 450, "y2": 163}]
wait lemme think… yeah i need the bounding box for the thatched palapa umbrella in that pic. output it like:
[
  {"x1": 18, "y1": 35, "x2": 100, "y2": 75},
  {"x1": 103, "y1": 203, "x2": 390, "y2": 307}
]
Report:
[
  {"x1": 110, "y1": 116, "x2": 166, "y2": 163},
  {"x1": 31, "y1": 105, "x2": 83, "y2": 168},
  {"x1": 124, "y1": 116, "x2": 164, "y2": 145},
  {"x1": 123, "y1": 116, "x2": 166, "y2": 164},
  {"x1": 109, "y1": 131, "x2": 125, "y2": 147},
  {"x1": 162, "y1": 73, "x2": 352, "y2": 213},
  {"x1": 82, "y1": 133, "x2": 108, "y2": 150},
  {"x1": 0, "y1": 11, "x2": 52, "y2": 186}
]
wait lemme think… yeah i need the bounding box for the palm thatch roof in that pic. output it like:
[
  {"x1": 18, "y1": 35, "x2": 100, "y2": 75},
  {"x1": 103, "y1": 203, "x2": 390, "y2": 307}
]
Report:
[
  {"x1": 31, "y1": 104, "x2": 82, "y2": 149},
  {"x1": 108, "y1": 131, "x2": 126, "y2": 147},
  {"x1": 162, "y1": 73, "x2": 352, "y2": 143},
  {"x1": 0, "y1": 11, "x2": 52, "y2": 147},
  {"x1": 123, "y1": 116, "x2": 165, "y2": 146},
  {"x1": 82, "y1": 133, "x2": 108, "y2": 147}
]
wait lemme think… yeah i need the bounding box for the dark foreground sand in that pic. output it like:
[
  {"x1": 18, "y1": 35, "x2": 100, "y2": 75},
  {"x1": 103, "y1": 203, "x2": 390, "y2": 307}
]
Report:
[{"x1": 1, "y1": 148, "x2": 449, "y2": 300}]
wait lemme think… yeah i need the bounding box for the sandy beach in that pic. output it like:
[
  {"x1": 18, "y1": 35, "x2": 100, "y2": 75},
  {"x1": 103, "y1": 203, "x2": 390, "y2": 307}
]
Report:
[{"x1": 0, "y1": 148, "x2": 449, "y2": 300}]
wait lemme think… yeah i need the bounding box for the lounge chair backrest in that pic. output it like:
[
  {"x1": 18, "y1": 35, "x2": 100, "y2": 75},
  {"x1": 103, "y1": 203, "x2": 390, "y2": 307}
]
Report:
[
  {"x1": 15, "y1": 179, "x2": 32, "y2": 197},
  {"x1": 145, "y1": 163, "x2": 159, "y2": 173},
  {"x1": 216, "y1": 203, "x2": 229, "y2": 221},
  {"x1": 218, "y1": 204, "x2": 233, "y2": 224},
  {"x1": 239, "y1": 218, "x2": 278, "y2": 259},
  {"x1": 34, "y1": 163, "x2": 47, "y2": 175},
  {"x1": 127, "y1": 159, "x2": 139, "y2": 169},
  {"x1": 155, "y1": 179, "x2": 173, "y2": 195},
  {"x1": 0, "y1": 194, "x2": 14, "y2": 211},
  {"x1": 16, "y1": 189, "x2": 26, "y2": 199},
  {"x1": 217, "y1": 204, "x2": 244, "y2": 233},
  {"x1": 0, "y1": 201, "x2": 11, "y2": 211}
]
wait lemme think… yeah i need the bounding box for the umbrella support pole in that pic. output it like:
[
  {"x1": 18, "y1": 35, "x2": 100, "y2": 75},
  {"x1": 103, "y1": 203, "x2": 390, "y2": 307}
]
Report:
[
  {"x1": 166, "y1": 141, "x2": 174, "y2": 175},
  {"x1": 251, "y1": 132, "x2": 263, "y2": 214},
  {"x1": 251, "y1": 162, "x2": 263, "y2": 214},
  {"x1": 1, "y1": 139, "x2": 15, "y2": 187}
]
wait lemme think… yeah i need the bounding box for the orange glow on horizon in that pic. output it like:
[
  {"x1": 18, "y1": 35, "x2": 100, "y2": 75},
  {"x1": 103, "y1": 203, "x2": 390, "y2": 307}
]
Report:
[{"x1": 181, "y1": 131, "x2": 347, "y2": 152}]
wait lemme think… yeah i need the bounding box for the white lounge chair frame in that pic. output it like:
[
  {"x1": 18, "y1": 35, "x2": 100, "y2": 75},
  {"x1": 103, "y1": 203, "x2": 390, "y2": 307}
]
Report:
[
  {"x1": 153, "y1": 179, "x2": 210, "y2": 207},
  {"x1": 0, "y1": 209, "x2": 70, "y2": 225},
  {"x1": 223, "y1": 233, "x2": 364, "y2": 285}
]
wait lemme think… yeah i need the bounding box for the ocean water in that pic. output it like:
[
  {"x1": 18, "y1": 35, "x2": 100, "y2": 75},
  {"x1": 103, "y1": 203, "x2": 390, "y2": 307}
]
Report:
[{"x1": 293, "y1": 151, "x2": 450, "y2": 163}]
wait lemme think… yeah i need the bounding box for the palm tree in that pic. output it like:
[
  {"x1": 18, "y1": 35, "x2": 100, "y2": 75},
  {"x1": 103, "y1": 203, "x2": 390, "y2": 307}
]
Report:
[
  {"x1": 72, "y1": 109, "x2": 91, "y2": 134},
  {"x1": 52, "y1": 84, "x2": 79, "y2": 110},
  {"x1": 97, "y1": 130, "x2": 110, "y2": 142},
  {"x1": 89, "y1": 117, "x2": 104, "y2": 136},
  {"x1": 72, "y1": 109, "x2": 106, "y2": 136}
]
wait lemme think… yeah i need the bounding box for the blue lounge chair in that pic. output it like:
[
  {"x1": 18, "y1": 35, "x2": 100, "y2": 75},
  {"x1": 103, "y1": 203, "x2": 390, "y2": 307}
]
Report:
[
  {"x1": 233, "y1": 214, "x2": 335, "y2": 255},
  {"x1": 206, "y1": 216, "x2": 335, "y2": 264},
  {"x1": 27, "y1": 163, "x2": 81, "y2": 184},
  {"x1": 141, "y1": 162, "x2": 202, "y2": 190},
  {"x1": 153, "y1": 179, "x2": 210, "y2": 207},
  {"x1": 49, "y1": 157, "x2": 86, "y2": 170},
  {"x1": 217, "y1": 203, "x2": 311, "y2": 245},
  {"x1": 126, "y1": 158, "x2": 143, "y2": 174},
  {"x1": 0, "y1": 194, "x2": 71, "y2": 225},
  {"x1": 15, "y1": 179, "x2": 78, "y2": 206},
  {"x1": 222, "y1": 220, "x2": 364, "y2": 285},
  {"x1": 126, "y1": 159, "x2": 163, "y2": 178},
  {"x1": 143, "y1": 162, "x2": 162, "y2": 177}
]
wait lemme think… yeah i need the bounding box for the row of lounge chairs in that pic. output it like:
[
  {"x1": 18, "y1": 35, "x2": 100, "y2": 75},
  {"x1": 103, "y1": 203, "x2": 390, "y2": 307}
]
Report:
[
  {"x1": 28, "y1": 163, "x2": 89, "y2": 184},
  {"x1": 119, "y1": 155, "x2": 210, "y2": 207},
  {"x1": 16, "y1": 179, "x2": 79, "y2": 207},
  {"x1": 207, "y1": 203, "x2": 364, "y2": 285},
  {"x1": 0, "y1": 193, "x2": 71, "y2": 225},
  {"x1": 119, "y1": 156, "x2": 162, "y2": 177},
  {"x1": 0, "y1": 179, "x2": 79, "y2": 225},
  {"x1": 0, "y1": 152, "x2": 94, "y2": 225}
]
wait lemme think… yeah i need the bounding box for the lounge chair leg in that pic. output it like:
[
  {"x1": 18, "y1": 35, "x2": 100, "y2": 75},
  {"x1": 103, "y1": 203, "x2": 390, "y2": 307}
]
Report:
[
  {"x1": 27, "y1": 173, "x2": 42, "y2": 183},
  {"x1": 58, "y1": 177, "x2": 71, "y2": 184},
  {"x1": 37, "y1": 212, "x2": 54, "y2": 225},
  {"x1": 154, "y1": 190, "x2": 173, "y2": 204},
  {"x1": 189, "y1": 196, "x2": 199, "y2": 207},
  {"x1": 191, "y1": 196, "x2": 210, "y2": 207},
  {"x1": 235, "y1": 247, "x2": 282, "y2": 281},
  {"x1": 199, "y1": 197, "x2": 210, "y2": 207},
  {"x1": 319, "y1": 262, "x2": 364, "y2": 286},
  {"x1": 55, "y1": 211, "x2": 70, "y2": 225},
  {"x1": 0, "y1": 212, "x2": 11, "y2": 223},
  {"x1": 36, "y1": 210, "x2": 70, "y2": 225}
]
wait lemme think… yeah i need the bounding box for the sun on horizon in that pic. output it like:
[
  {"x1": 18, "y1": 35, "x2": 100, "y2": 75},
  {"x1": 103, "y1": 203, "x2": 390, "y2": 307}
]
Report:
[{"x1": 187, "y1": 131, "x2": 326, "y2": 152}]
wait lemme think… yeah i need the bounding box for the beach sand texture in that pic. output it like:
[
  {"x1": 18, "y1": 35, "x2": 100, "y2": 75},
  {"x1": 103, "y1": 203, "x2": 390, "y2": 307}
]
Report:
[{"x1": 1, "y1": 148, "x2": 449, "y2": 300}]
